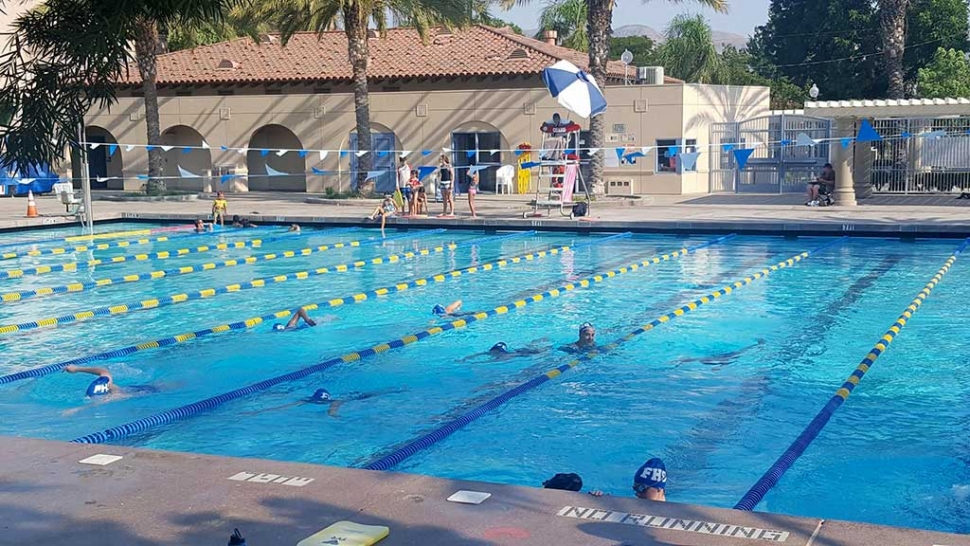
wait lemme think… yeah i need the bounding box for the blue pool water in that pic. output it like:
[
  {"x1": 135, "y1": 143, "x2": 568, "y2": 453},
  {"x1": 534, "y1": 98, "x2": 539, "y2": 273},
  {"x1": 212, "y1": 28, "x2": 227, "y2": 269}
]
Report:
[{"x1": 0, "y1": 222, "x2": 968, "y2": 534}]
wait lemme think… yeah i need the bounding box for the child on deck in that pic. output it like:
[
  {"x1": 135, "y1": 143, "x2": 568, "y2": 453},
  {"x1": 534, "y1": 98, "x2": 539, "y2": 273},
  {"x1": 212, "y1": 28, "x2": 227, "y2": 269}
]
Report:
[
  {"x1": 367, "y1": 194, "x2": 397, "y2": 237},
  {"x1": 211, "y1": 191, "x2": 228, "y2": 226},
  {"x1": 408, "y1": 170, "x2": 422, "y2": 216}
]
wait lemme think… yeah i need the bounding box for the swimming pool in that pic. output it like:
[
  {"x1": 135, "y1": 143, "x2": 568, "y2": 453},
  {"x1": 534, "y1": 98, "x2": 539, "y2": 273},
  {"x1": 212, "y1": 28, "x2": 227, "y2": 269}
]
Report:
[{"x1": 0, "y1": 222, "x2": 968, "y2": 534}]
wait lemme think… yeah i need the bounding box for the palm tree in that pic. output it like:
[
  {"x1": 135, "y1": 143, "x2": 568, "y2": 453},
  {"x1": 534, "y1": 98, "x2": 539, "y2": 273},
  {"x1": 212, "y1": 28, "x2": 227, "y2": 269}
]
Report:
[
  {"x1": 502, "y1": 0, "x2": 727, "y2": 193},
  {"x1": 879, "y1": 0, "x2": 910, "y2": 98},
  {"x1": 537, "y1": 0, "x2": 588, "y2": 51},
  {"x1": 658, "y1": 14, "x2": 720, "y2": 83},
  {"x1": 233, "y1": 0, "x2": 474, "y2": 191}
]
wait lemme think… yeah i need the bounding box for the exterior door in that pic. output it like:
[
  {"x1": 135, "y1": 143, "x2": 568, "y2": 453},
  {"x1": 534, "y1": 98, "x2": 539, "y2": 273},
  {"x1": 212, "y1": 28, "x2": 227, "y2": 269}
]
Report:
[
  {"x1": 86, "y1": 135, "x2": 108, "y2": 189},
  {"x1": 451, "y1": 132, "x2": 501, "y2": 192},
  {"x1": 351, "y1": 132, "x2": 395, "y2": 193}
]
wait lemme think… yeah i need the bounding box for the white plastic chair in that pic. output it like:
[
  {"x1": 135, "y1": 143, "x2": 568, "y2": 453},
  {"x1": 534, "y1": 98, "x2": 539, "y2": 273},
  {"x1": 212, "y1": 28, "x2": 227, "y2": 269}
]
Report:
[
  {"x1": 53, "y1": 182, "x2": 83, "y2": 215},
  {"x1": 495, "y1": 165, "x2": 515, "y2": 194}
]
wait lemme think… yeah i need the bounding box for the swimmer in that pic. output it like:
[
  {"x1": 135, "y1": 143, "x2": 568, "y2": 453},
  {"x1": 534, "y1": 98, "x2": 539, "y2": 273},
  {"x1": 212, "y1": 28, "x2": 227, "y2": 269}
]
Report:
[
  {"x1": 194, "y1": 219, "x2": 213, "y2": 233},
  {"x1": 431, "y1": 300, "x2": 482, "y2": 318},
  {"x1": 61, "y1": 365, "x2": 160, "y2": 415},
  {"x1": 463, "y1": 342, "x2": 547, "y2": 362},
  {"x1": 231, "y1": 215, "x2": 258, "y2": 228},
  {"x1": 632, "y1": 457, "x2": 667, "y2": 502},
  {"x1": 559, "y1": 322, "x2": 597, "y2": 354},
  {"x1": 543, "y1": 472, "x2": 605, "y2": 497},
  {"x1": 673, "y1": 339, "x2": 767, "y2": 367},
  {"x1": 272, "y1": 307, "x2": 317, "y2": 331},
  {"x1": 241, "y1": 387, "x2": 406, "y2": 418},
  {"x1": 288, "y1": 224, "x2": 300, "y2": 233}
]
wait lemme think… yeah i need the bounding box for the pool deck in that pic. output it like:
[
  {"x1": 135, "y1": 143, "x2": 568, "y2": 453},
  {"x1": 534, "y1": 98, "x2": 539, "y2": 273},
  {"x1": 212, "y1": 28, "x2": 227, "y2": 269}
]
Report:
[
  {"x1": 1, "y1": 436, "x2": 967, "y2": 546},
  {"x1": 2, "y1": 191, "x2": 970, "y2": 236}
]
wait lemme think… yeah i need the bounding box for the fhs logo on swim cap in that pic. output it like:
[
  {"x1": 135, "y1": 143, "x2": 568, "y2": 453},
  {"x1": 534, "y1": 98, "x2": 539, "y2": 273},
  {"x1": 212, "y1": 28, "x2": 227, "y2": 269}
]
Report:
[
  {"x1": 86, "y1": 377, "x2": 111, "y2": 397},
  {"x1": 311, "y1": 388, "x2": 332, "y2": 402},
  {"x1": 432, "y1": 304, "x2": 446, "y2": 316}
]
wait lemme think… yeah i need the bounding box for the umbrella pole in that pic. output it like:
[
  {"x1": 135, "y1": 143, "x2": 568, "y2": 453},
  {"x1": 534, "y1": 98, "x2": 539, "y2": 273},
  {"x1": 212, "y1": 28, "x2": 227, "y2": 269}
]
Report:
[{"x1": 77, "y1": 124, "x2": 94, "y2": 235}]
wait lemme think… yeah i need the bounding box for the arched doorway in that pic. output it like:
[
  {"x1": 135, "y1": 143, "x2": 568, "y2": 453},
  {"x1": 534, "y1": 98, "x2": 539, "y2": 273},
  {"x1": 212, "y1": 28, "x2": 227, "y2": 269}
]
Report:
[
  {"x1": 85, "y1": 126, "x2": 123, "y2": 190},
  {"x1": 349, "y1": 123, "x2": 397, "y2": 193},
  {"x1": 247, "y1": 125, "x2": 307, "y2": 191},
  {"x1": 450, "y1": 121, "x2": 508, "y2": 192},
  {"x1": 161, "y1": 125, "x2": 212, "y2": 191}
]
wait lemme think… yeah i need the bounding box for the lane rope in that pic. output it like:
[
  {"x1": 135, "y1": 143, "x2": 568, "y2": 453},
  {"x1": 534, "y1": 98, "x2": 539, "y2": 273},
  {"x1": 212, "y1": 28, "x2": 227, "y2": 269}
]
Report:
[
  {"x1": 63, "y1": 229, "x2": 152, "y2": 242},
  {"x1": 361, "y1": 237, "x2": 845, "y2": 471},
  {"x1": 0, "y1": 231, "x2": 535, "y2": 335},
  {"x1": 0, "y1": 226, "x2": 265, "y2": 261},
  {"x1": 733, "y1": 238, "x2": 970, "y2": 511},
  {"x1": 0, "y1": 230, "x2": 574, "y2": 385},
  {"x1": 0, "y1": 228, "x2": 428, "y2": 304},
  {"x1": 69, "y1": 234, "x2": 733, "y2": 445},
  {"x1": 0, "y1": 228, "x2": 341, "y2": 279}
]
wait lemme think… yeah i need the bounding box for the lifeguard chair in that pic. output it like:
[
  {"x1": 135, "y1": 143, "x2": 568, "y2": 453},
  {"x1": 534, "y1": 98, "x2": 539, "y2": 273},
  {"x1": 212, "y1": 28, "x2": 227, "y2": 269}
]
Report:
[{"x1": 525, "y1": 113, "x2": 591, "y2": 218}]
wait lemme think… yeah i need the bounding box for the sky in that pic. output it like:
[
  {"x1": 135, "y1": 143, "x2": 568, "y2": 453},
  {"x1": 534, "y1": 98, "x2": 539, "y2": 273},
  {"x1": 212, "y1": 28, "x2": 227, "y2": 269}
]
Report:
[{"x1": 498, "y1": 0, "x2": 772, "y2": 37}]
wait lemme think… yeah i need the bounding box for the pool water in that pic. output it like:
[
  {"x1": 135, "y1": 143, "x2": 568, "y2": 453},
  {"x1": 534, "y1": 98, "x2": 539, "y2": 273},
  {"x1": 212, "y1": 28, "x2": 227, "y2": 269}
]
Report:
[{"x1": 0, "y1": 223, "x2": 968, "y2": 534}]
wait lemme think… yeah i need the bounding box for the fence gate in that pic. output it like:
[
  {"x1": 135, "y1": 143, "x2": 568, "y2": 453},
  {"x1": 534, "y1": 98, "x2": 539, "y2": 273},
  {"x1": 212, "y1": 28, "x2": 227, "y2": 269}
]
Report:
[
  {"x1": 710, "y1": 114, "x2": 832, "y2": 193},
  {"x1": 868, "y1": 116, "x2": 970, "y2": 193}
]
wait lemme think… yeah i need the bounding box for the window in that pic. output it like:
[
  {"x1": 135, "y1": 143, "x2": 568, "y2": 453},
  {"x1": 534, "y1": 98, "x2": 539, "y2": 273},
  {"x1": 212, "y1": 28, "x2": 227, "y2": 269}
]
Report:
[
  {"x1": 656, "y1": 138, "x2": 698, "y2": 173},
  {"x1": 656, "y1": 139, "x2": 677, "y2": 173}
]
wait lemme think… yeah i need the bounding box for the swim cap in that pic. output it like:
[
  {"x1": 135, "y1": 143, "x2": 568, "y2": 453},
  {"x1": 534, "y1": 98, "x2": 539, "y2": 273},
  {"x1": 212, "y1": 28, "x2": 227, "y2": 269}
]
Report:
[
  {"x1": 272, "y1": 324, "x2": 285, "y2": 331},
  {"x1": 543, "y1": 473, "x2": 583, "y2": 491},
  {"x1": 633, "y1": 458, "x2": 667, "y2": 492},
  {"x1": 311, "y1": 388, "x2": 332, "y2": 402},
  {"x1": 579, "y1": 322, "x2": 595, "y2": 335},
  {"x1": 490, "y1": 342, "x2": 511, "y2": 354},
  {"x1": 85, "y1": 376, "x2": 111, "y2": 397},
  {"x1": 432, "y1": 304, "x2": 446, "y2": 316}
]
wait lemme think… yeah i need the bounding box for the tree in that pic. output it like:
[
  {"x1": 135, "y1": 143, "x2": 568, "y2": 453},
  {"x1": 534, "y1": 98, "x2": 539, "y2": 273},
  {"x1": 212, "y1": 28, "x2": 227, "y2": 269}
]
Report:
[
  {"x1": 503, "y1": 0, "x2": 727, "y2": 193},
  {"x1": 904, "y1": 0, "x2": 969, "y2": 89},
  {"x1": 748, "y1": 0, "x2": 881, "y2": 100},
  {"x1": 879, "y1": 0, "x2": 910, "y2": 98},
  {"x1": 917, "y1": 47, "x2": 970, "y2": 97},
  {"x1": 658, "y1": 14, "x2": 720, "y2": 83},
  {"x1": 609, "y1": 35, "x2": 655, "y2": 66},
  {"x1": 536, "y1": 0, "x2": 588, "y2": 51},
  {"x1": 234, "y1": 0, "x2": 473, "y2": 192},
  {"x1": 0, "y1": 1, "x2": 237, "y2": 194}
]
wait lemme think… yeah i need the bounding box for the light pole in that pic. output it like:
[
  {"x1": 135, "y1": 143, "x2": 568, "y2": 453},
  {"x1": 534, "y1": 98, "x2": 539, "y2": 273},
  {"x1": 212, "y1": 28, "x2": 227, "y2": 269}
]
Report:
[
  {"x1": 620, "y1": 49, "x2": 633, "y2": 85},
  {"x1": 809, "y1": 84, "x2": 820, "y2": 100}
]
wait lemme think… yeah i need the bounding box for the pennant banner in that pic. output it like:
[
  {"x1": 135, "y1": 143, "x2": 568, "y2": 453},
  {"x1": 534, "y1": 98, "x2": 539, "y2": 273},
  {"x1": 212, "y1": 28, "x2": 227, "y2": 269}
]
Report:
[
  {"x1": 856, "y1": 119, "x2": 882, "y2": 143},
  {"x1": 679, "y1": 152, "x2": 699, "y2": 171},
  {"x1": 795, "y1": 133, "x2": 818, "y2": 147},
  {"x1": 417, "y1": 166, "x2": 437, "y2": 180},
  {"x1": 734, "y1": 148, "x2": 754, "y2": 170}
]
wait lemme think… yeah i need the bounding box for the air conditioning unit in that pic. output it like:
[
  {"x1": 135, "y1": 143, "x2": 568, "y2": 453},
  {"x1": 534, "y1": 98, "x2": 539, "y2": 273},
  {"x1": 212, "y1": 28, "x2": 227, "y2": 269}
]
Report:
[
  {"x1": 605, "y1": 179, "x2": 634, "y2": 195},
  {"x1": 637, "y1": 66, "x2": 664, "y2": 85}
]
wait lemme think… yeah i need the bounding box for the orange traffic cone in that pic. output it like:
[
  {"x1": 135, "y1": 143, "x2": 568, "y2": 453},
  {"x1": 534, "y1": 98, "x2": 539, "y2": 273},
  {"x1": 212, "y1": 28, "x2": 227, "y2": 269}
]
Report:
[{"x1": 25, "y1": 190, "x2": 38, "y2": 218}]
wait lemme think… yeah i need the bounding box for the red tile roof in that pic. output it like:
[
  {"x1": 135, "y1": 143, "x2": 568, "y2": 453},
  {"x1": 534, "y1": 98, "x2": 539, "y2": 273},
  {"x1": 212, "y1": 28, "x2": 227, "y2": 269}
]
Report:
[{"x1": 128, "y1": 25, "x2": 681, "y2": 86}]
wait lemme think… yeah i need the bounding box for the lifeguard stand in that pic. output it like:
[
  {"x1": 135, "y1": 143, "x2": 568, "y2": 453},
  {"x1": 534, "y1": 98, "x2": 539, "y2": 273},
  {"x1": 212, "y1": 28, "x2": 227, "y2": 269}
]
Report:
[{"x1": 525, "y1": 114, "x2": 591, "y2": 218}]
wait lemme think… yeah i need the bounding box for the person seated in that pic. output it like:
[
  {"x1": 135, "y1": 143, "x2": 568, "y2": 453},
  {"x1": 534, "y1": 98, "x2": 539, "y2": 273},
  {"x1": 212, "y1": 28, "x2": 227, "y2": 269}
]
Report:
[
  {"x1": 632, "y1": 458, "x2": 667, "y2": 502},
  {"x1": 367, "y1": 194, "x2": 397, "y2": 237},
  {"x1": 806, "y1": 163, "x2": 835, "y2": 206},
  {"x1": 273, "y1": 307, "x2": 317, "y2": 331},
  {"x1": 559, "y1": 322, "x2": 598, "y2": 353}
]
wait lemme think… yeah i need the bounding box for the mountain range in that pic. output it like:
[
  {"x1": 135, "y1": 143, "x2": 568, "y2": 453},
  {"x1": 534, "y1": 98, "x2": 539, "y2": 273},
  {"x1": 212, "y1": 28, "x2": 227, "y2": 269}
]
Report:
[{"x1": 523, "y1": 24, "x2": 749, "y2": 52}]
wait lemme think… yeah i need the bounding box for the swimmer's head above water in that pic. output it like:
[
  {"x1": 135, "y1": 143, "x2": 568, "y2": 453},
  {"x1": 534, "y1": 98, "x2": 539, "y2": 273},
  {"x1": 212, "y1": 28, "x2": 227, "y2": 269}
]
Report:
[
  {"x1": 578, "y1": 322, "x2": 596, "y2": 346},
  {"x1": 309, "y1": 388, "x2": 332, "y2": 403},
  {"x1": 432, "y1": 304, "x2": 447, "y2": 316},
  {"x1": 85, "y1": 376, "x2": 112, "y2": 397},
  {"x1": 489, "y1": 342, "x2": 511, "y2": 354}
]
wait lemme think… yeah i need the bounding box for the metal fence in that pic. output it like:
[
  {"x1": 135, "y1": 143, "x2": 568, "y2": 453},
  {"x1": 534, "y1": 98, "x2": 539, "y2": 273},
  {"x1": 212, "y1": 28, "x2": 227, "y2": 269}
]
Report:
[
  {"x1": 710, "y1": 114, "x2": 831, "y2": 194},
  {"x1": 867, "y1": 117, "x2": 970, "y2": 193}
]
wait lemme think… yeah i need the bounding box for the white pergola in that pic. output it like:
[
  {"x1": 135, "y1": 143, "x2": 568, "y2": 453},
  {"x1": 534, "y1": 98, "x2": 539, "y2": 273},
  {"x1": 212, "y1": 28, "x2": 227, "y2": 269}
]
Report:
[{"x1": 803, "y1": 98, "x2": 970, "y2": 205}]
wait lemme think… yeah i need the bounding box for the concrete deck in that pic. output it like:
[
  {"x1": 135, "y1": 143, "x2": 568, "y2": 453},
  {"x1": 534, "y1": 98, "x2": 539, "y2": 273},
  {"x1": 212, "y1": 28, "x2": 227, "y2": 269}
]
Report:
[
  {"x1": 2, "y1": 191, "x2": 970, "y2": 236},
  {"x1": 1, "y1": 436, "x2": 967, "y2": 546}
]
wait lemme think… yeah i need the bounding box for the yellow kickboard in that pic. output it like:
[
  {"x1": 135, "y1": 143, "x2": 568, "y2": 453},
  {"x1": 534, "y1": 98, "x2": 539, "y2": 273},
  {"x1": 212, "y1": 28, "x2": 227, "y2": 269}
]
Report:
[{"x1": 297, "y1": 521, "x2": 389, "y2": 546}]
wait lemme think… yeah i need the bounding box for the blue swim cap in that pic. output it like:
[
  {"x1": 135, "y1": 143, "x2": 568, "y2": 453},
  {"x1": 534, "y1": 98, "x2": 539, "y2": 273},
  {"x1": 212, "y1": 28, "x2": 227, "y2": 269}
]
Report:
[
  {"x1": 85, "y1": 376, "x2": 111, "y2": 397},
  {"x1": 490, "y1": 342, "x2": 510, "y2": 354},
  {"x1": 311, "y1": 388, "x2": 332, "y2": 402},
  {"x1": 273, "y1": 324, "x2": 285, "y2": 331},
  {"x1": 432, "y1": 304, "x2": 446, "y2": 316},
  {"x1": 633, "y1": 458, "x2": 667, "y2": 492}
]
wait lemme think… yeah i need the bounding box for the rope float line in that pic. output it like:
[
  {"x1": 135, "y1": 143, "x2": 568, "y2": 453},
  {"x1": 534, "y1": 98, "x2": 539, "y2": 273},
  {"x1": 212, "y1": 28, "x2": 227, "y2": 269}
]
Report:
[
  {"x1": 69, "y1": 232, "x2": 726, "y2": 445},
  {"x1": 0, "y1": 230, "x2": 540, "y2": 385},
  {"x1": 733, "y1": 238, "x2": 970, "y2": 512},
  {"x1": 0, "y1": 232, "x2": 309, "y2": 280},
  {"x1": 0, "y1": 225, "x2": 265, "y2": 261},
  {"x1": 0, "y1": 228, "x2": 418, "y2": 304},
  {"x1": 0, "y1": 231, "x2": 535, "y2": 335},
  {"x1": 362, "y1": 237, "x2": 844, "y2": 471},
  {"x1": 63, "y1": 229, "x2": 152, "y2": 242}
]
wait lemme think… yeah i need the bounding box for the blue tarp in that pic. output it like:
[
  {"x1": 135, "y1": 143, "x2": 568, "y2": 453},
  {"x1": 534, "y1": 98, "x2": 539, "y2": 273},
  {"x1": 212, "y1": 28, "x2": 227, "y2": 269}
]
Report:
[{"x1": 0, "y1": 163, "x2": 59, "y2": 196}]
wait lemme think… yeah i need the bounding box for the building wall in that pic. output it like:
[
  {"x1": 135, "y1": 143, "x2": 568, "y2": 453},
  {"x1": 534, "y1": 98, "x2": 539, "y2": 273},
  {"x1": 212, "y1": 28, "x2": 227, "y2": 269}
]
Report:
[{"x1": 86, "y1": 76, "x2": 769, "y2": 195}]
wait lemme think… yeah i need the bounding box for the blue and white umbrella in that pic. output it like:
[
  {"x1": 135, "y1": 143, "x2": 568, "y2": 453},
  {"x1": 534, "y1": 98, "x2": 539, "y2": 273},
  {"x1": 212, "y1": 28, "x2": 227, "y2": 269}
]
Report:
[{"x1": 542, "y1": 60, "x2": 608, "y2": 119}]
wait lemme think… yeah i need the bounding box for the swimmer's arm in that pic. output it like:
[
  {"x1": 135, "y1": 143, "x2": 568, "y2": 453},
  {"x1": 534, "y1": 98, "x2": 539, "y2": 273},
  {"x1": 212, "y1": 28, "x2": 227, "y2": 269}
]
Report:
[
  {"x1": 239, "y1": 401, "x2": 304, "y2": 417},
  {"x1": 64, "y1": 366, "x2": 112, "y2": 380},
  {"x1": 327, "y1": 400, "x2": 344, "y2": 418}
]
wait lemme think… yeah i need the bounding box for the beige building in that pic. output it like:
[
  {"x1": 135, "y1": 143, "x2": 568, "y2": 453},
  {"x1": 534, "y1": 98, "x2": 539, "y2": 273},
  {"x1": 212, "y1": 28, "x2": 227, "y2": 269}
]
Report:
[{"x1": 83, "y1": 25, "x2": 770, "y2": 195}]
